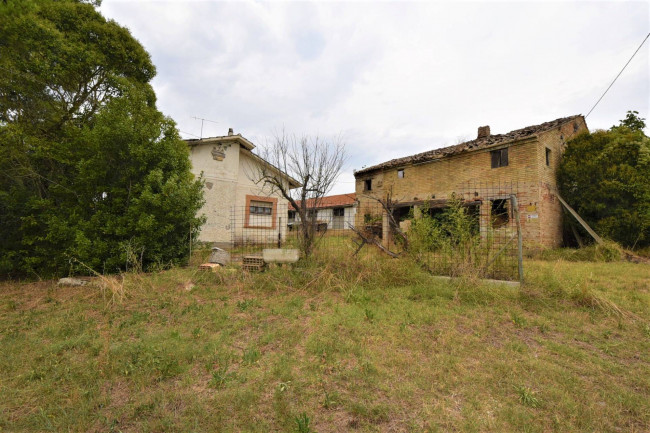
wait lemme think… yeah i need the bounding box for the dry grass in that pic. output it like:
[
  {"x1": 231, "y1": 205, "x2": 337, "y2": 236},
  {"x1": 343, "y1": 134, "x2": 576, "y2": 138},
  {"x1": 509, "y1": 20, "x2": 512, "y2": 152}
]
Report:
[{"x1": 0, "y1": 251, "x2": 648, "y2": 432}]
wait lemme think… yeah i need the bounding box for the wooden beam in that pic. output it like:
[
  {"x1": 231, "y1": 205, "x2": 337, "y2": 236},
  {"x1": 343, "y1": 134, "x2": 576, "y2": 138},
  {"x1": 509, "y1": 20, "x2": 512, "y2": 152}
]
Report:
[{"x1": 555, "y1": 194, "x2": 604, "y2": 245}]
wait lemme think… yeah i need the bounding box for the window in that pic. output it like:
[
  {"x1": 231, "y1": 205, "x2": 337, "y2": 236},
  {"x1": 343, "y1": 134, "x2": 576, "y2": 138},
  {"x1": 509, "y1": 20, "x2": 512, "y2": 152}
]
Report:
[
  {"x1": 288, "y1": 210, "x2": 296, "y2": 221},
  {"x1": 490, "y1": 148, "x2": 509, "y2": 168},
  {"x1": 364, "y1": 179, "x2": 372, "y2": 191},
  {"x1": 244, "y1": 195, "x2": 277, "y2": 229},
  {"x1": 249, "y1": 201, "x2": 272, "y2": 215},
  {"x1": 491, "y1": 199, "x2": 509, "y2": 228},
  {"x1": 397, "y1": 169, "x2": 404, "y2": 179},
  {"x1": 333, "y1": 208, "x2": 345, "y2": 217},
  {"x1": 545, "y1": 148, "x2": 551, "y2": 166}
]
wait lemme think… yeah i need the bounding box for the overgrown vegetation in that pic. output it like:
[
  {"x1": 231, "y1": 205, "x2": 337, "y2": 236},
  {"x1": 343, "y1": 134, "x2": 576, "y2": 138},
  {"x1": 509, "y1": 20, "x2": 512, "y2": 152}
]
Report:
[
  {"x1": 531, "y1": 240, "x2": 624, "y2": 262},
  {"x1": 1, "y1": 249, "x2": 647, "y2": 432},
  {"x1": 406, "y1": 198, "x2": 516, "y2": 279},
  {"x1": 558, "y1": 110, "x2": 650, "y2": 249},
  {"x1": 0, "y1": 0, "x2": 204, "y2": 278}
]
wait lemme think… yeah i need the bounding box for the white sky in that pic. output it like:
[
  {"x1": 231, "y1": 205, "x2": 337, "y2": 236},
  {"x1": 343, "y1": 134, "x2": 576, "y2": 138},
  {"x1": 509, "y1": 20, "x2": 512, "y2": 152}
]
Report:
[{"x1": 100, "y1": 0, "x2": 649, "y2": 195}]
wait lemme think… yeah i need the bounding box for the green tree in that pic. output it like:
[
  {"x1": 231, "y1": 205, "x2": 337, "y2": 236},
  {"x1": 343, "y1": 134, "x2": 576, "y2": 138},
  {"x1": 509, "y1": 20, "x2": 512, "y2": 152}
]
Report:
[
  {"x1": 558, "y1": 111, "x2": 650, "y2": 249},
  {"x1": 0, "y1": 0, "x2": 204, "y2": 278},
  {"x1": 619, "y1": 110, "x2": 647, "y2": 131}
]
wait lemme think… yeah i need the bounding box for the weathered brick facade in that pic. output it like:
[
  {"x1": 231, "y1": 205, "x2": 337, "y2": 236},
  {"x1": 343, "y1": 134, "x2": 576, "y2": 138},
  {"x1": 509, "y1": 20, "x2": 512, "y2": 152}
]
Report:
[{"x1": 354, "y1": 116, "x2": 589, "y2": 249}]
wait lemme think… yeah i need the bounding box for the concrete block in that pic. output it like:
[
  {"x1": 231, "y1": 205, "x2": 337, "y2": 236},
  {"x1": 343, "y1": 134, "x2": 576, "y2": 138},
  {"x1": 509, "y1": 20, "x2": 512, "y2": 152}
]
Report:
[
  {"x1": 57, "y1": 277, "x2": 88, "y2": 287},
  {"x1": 262, "y1": 249, "x2": 300, "y2": 264}
]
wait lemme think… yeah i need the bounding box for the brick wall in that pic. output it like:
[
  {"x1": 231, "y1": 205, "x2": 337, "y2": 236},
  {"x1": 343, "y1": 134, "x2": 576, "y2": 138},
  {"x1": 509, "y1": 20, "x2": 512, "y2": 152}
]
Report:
[
  {"x1": 354, "y1": 116, "x2": 589, "y2": 249},
  {"x1": 535, "y1": 116, "x2": 588, "y2": 248}
]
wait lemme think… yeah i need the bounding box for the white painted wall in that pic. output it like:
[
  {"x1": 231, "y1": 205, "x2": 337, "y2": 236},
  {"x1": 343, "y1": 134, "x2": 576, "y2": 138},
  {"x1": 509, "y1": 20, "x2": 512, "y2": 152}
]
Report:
[
  {"x1": 344, "y1": 206, "x2": 356, "y2": 229},
  {"x1": 291, "y1": 205, "x2": 357, "y2": 230},
  {"x1": 189, "y1": 140, "x2": 290, "y2": 245}
]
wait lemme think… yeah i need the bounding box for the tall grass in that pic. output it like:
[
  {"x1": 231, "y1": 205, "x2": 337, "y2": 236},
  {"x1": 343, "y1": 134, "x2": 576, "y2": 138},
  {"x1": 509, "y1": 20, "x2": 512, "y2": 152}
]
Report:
[{"x1": 1, "y1": 244, "x2": 648, "y2": 432}]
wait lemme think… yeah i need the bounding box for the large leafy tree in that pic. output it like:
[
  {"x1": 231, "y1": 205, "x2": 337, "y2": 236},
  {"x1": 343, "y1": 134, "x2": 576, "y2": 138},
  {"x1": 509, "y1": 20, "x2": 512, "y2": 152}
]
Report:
[
  {"x1": 558, "y1": 111, "x2": 650, "y2": 249},
  {"x1": 0, "y1": 0, "x2": 204, "y2": 277}
]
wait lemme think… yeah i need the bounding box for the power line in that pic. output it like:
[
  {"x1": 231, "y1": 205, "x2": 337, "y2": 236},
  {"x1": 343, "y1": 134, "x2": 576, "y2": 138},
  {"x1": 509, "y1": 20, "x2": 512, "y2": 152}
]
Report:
[{"x1": 585, "y1": 32, "x2": 650, "y2": 118}]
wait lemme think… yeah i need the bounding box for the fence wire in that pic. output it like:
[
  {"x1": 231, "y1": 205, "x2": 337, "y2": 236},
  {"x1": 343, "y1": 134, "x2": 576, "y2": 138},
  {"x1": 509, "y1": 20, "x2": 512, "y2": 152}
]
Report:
[{"x1": 206, "y1": 182, "x2": 522, "y2": 281}]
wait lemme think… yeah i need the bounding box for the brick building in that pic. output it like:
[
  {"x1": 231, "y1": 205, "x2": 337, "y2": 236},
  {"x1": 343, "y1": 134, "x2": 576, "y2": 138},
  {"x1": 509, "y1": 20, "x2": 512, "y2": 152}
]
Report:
[{"x1": 353, "y1": 115, "x2": 589, "y2": 249}]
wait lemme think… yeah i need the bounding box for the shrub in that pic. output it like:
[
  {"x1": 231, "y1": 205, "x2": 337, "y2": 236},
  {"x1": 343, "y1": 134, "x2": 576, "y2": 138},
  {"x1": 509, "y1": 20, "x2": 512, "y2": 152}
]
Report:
[{"x1": 407, "y1": 197, "x2": 488, "y2": 278}]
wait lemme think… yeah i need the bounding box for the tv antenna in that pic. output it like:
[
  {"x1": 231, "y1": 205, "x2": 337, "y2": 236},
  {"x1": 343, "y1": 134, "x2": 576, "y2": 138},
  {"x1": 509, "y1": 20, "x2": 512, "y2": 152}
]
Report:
[{"x1": 191, "y1": 116, "x2": 219, "y2": 139}]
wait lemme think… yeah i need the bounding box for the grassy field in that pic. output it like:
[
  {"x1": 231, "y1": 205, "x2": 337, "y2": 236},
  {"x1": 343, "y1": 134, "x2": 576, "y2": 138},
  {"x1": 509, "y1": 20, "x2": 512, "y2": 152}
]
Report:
[{"x1": 0, "y1": 250, "x2": 648, "y2": 432}]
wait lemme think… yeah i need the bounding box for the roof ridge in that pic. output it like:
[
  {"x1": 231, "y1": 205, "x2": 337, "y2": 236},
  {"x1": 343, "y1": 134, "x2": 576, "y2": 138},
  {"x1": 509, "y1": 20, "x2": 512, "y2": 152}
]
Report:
[{"x1": 355, "y1": 115, "x2": 582, "y2": 175}]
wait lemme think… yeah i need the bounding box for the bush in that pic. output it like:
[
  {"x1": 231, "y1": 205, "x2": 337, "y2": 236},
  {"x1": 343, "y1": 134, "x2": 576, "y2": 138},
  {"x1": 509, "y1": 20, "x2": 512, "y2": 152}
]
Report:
[
  {"x1": 558, "y1": 111, "x2": 650, "y2": 249},
  {"x1": 407, "y1": 197, "x2": 491, "y2": 278}
]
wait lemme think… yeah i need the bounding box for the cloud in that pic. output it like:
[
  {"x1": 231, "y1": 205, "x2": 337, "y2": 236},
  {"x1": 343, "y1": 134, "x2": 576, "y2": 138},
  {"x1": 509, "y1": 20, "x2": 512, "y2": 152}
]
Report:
[{"x1": 101, "y1": 0, "x2": 649, "y2": 194}]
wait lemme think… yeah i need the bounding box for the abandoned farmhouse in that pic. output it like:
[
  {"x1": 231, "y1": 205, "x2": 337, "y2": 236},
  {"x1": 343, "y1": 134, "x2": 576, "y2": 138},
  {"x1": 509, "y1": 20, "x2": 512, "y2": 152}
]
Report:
[{"x1": 354, "y1": 115, "x2": 589, "y2": 249}]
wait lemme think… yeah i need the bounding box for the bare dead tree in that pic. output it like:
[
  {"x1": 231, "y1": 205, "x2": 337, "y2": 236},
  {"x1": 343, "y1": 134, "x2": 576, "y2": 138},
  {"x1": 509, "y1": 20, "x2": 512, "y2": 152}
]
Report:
[{"x1": 248, "y1": 130, "x2": 346, "y2": 257}]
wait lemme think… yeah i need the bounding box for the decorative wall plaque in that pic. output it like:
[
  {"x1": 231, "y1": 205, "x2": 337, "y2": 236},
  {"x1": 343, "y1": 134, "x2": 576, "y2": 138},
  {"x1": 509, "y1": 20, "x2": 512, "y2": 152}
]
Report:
[{"x1": 211, "y1": 143, "x2": 231, "y2": 161}]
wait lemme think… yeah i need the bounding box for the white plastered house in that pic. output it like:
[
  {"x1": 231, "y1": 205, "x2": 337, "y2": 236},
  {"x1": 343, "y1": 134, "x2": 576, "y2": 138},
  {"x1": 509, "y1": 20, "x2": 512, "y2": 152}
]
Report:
[
  {"x1": 186, "y1": 129, "x2": 300, "y2": 247},
  {"x1": 288, "y1": 193, "x2": 357, "y2": 231}
]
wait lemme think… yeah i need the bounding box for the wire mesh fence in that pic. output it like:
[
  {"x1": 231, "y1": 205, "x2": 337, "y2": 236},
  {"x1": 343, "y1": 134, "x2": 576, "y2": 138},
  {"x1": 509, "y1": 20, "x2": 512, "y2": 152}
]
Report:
[
  {"x1": 406, "y1": 181, "x2": 523, "y2": 281},
  {"x1": 211, "y1": 182, "x2": 523, "y2": 281}
]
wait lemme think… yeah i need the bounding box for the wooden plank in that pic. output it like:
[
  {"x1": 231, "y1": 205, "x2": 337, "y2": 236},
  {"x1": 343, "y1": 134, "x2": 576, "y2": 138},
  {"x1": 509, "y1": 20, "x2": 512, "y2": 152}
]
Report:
[
  {"x1": 510, "y1": 194, "x2": 524, "y2": 284},
  {"x1": 555, "y1": 194, "x2": 604, "y2": 245}
]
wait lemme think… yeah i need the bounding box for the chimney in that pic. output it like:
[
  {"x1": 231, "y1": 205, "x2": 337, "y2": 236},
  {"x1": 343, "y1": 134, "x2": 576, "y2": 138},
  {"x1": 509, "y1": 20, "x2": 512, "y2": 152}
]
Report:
[
  {"x1": 228, "y1": 128, "x2": 234, "y2": 136},
  {"x1": 477, "y1": 125, "x2": 490, "y2": 139}
]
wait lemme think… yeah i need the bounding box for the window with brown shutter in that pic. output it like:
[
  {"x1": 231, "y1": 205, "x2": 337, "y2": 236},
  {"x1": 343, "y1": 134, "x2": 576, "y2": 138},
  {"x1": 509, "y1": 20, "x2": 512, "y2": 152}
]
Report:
[{"x1": 490, "y1": 148, "x2": 509, "y2": 168}]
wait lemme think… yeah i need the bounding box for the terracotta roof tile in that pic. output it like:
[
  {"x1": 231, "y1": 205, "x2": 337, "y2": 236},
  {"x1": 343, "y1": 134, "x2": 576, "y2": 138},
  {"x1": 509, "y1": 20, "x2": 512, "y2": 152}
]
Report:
[
  {"x1": 290, "y1": 193, "x2": 357, "y2": 210},
  {"x1": 354, "y1": 115, "x2": 582, "y2": 176}
]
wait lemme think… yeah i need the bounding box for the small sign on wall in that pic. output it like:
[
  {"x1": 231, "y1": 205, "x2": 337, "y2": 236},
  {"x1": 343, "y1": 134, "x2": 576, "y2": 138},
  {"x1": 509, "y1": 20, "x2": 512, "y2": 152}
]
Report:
[{"x1": 527, "y1": 214, "x2": 538, "y2": 219}]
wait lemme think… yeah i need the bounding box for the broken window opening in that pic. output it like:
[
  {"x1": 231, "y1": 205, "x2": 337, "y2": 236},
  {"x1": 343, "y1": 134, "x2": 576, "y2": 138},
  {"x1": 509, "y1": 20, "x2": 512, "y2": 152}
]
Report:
[
  {"x1": 491, "y1": 199, "x2": 509, "y2": 228},
  {"x1": 364, "y1": 179, "x2": 372, "y2": 191},
  {"x1": 333, "y1": 207, "x2": 345, "y2": 217},
  {"x1": 397, "y1": 169, "x2": 404, "y2": 179},
  {"x1": 545, "y1": 147, "x2": 551, "y2": 166}
]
